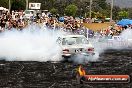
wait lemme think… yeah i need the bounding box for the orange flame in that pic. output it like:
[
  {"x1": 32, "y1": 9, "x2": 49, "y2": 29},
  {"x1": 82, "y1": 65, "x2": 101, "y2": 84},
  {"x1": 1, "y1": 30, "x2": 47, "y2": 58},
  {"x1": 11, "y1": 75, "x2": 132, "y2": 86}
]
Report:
[{"x1": 78, "y1": 65, "x2": 86, "y2": 76}]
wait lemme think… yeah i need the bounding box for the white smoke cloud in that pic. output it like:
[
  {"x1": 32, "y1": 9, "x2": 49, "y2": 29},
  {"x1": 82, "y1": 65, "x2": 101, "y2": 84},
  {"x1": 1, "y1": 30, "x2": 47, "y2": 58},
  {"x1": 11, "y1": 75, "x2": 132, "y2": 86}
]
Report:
[
  {"x1": 91, "y1": 28, "x2": 132, "y2": 55},
  {"x1": 120, "y1": 28, "x2": 132, "y2": 39},
  {"x1": 67, "y1": 28, "x2": 132, "y2": 63},
  {"x1": 69, "y1": 28, "x2": 131, "y2": 63},
  {"x1": 70, "y1": 52, "x2": 99, "y2": 64},
  {"x1": 0, "y1": 25, "x2": 63, "y2": 61},
  {"x1": 0, "y1": 24, "x2": 131, "y2": 63}
]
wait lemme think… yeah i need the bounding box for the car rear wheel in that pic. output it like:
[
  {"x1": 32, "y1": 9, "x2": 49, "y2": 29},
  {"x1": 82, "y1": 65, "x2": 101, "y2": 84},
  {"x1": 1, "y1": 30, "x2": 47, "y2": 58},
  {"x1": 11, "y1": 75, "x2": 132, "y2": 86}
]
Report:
[{"x1": 61, "y1": 56, "x2": 71, "y2": 62}]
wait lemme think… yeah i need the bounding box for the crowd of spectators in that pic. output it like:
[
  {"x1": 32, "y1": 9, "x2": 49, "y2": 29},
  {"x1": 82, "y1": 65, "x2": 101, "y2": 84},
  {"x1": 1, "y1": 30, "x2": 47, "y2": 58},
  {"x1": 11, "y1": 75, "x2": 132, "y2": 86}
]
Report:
[
  {"x1": 97, "y1": 24, "x2": 132, "y2": 38},
  {"x1": 0, "y1": 10, "x2": 131, "y2": 39},
  {"x1": 0, "y1": 11, "x2": 26, "y2": 32},
  {"x1": 0, "y1": 10, "x2": 88, "y2": 36}
]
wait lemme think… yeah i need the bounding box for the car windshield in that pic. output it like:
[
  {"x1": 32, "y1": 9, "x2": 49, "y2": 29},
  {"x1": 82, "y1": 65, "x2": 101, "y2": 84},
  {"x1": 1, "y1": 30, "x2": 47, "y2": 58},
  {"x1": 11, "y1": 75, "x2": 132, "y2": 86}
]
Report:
[{"x1": 62, "y1": 37, "x2": 89, "y2": 45}]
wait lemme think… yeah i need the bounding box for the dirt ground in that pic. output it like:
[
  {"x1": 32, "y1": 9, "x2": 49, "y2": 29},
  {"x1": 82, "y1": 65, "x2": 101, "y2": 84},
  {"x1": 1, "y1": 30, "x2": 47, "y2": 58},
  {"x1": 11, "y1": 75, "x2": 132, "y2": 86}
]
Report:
[{"x1": 0, "y1": 49, "x2": 132, "y2": 88}]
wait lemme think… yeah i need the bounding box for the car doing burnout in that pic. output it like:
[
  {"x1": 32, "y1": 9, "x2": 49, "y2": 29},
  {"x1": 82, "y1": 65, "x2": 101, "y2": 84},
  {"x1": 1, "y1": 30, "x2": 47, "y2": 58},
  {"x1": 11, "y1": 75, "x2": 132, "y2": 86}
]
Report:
[{"x1": 56, "y1": 35, "x2": 95, "y2": 59}]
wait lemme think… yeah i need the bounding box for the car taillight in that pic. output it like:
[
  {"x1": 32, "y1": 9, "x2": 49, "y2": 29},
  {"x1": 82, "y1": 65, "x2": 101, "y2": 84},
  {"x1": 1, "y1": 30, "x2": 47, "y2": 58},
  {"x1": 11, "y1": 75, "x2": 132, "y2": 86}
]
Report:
[
  {"x1": 63, "y1": 49, "x2": 69, "y2": 53},
  {"x1": 88, "y1": 48, "x2": 94, "y2": 51}
]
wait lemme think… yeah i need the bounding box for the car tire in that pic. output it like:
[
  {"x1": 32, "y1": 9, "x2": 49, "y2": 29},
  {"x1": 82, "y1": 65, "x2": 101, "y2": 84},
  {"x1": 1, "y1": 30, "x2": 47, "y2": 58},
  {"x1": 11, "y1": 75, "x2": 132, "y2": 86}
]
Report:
[{"x1": 61, "y1": 56, "x2": 71, "y2": 62}]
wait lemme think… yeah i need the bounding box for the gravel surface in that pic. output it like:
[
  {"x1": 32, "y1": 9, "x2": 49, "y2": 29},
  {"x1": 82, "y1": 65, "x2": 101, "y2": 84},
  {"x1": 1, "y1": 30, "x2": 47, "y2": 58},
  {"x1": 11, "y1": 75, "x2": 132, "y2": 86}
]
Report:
[{"x1": 0, "y1": 49, "x2": 132, "y2": 88}]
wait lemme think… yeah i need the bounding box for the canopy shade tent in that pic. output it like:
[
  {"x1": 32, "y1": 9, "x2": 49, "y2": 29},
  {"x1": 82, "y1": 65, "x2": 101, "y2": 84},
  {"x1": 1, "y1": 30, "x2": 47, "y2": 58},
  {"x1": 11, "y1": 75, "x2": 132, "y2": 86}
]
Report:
[
  {"x1": 83, "y1": 23, "x2": 114, "y2": 31},
  {"x1": 117, "y1": 19, "x2": 132, "y2": 26}
]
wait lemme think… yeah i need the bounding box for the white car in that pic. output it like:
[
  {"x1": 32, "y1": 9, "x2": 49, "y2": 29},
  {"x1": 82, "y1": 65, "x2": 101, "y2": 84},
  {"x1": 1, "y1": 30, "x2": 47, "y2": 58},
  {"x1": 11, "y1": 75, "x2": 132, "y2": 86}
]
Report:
[{"x1": 56, "y1": 35, "x2": 95, "y2": 59}]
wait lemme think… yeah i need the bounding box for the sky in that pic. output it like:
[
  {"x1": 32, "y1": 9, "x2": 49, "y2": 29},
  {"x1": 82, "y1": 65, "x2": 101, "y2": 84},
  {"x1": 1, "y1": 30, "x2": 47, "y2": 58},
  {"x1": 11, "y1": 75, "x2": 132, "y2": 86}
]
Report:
[{"x1": 106, "y1": 0, "x2": 132, "y2": 8}]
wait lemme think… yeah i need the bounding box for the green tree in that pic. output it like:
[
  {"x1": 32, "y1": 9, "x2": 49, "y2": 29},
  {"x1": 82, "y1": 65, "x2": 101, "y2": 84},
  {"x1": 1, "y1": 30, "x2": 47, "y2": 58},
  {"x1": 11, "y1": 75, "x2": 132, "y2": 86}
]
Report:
[
  {"x1": 128, "y1": 8, "x2": 132, "y2": 18},
  {"x1": 112, "y1": 6, "x2": 121, "y2": 20},
  {"x1": 0, "y1": 0, "x2": 8, "y2": 8},
  {"x1": 50, "y1": 8, "x2": 58, "y2": 15},
  {"x1": 11, "y1": 0, "x2": 26, "y2": 11},
  {"x1": 118, "y1": 10, "x2": 129, "y2": 19},
  {"x1": 0, "y1": 0, "x2": 124, "y2": 19},
  {"x1": 97, "y1": 0, "x2": 107, "y2": 9},
  {"x1": 65, "y1": 4, "x2": 78, "y2": 16}
]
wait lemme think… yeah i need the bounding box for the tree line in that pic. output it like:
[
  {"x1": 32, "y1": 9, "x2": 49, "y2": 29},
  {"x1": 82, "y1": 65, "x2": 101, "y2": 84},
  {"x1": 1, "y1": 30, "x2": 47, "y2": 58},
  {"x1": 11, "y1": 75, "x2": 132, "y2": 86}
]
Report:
[{"x1": 0, "y1": 0, "x2": 131, "y2": 19}]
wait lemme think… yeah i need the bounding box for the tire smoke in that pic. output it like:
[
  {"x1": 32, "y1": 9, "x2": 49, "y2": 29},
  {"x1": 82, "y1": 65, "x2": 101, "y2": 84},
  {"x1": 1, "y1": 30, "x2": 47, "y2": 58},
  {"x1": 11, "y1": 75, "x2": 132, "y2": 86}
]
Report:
[
  {"x1": 0, "y1": 25, "x2": 63, "y2": 61},
  {"x1": 91, "y1": 28, "x2": 132, "y2": 56},
  {"x1": 0, "y1": 24, "x2": 131, "y2": 63},
  {"x1": 70, "y1": 28, "x2": 132, "y2": 63}
]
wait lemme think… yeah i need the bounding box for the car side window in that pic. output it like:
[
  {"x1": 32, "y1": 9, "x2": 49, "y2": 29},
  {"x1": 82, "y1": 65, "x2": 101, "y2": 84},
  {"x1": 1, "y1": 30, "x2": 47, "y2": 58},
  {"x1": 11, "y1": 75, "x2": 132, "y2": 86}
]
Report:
[{"x1": 56, "y1": 37, "x2": 62, "y2": 44}]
